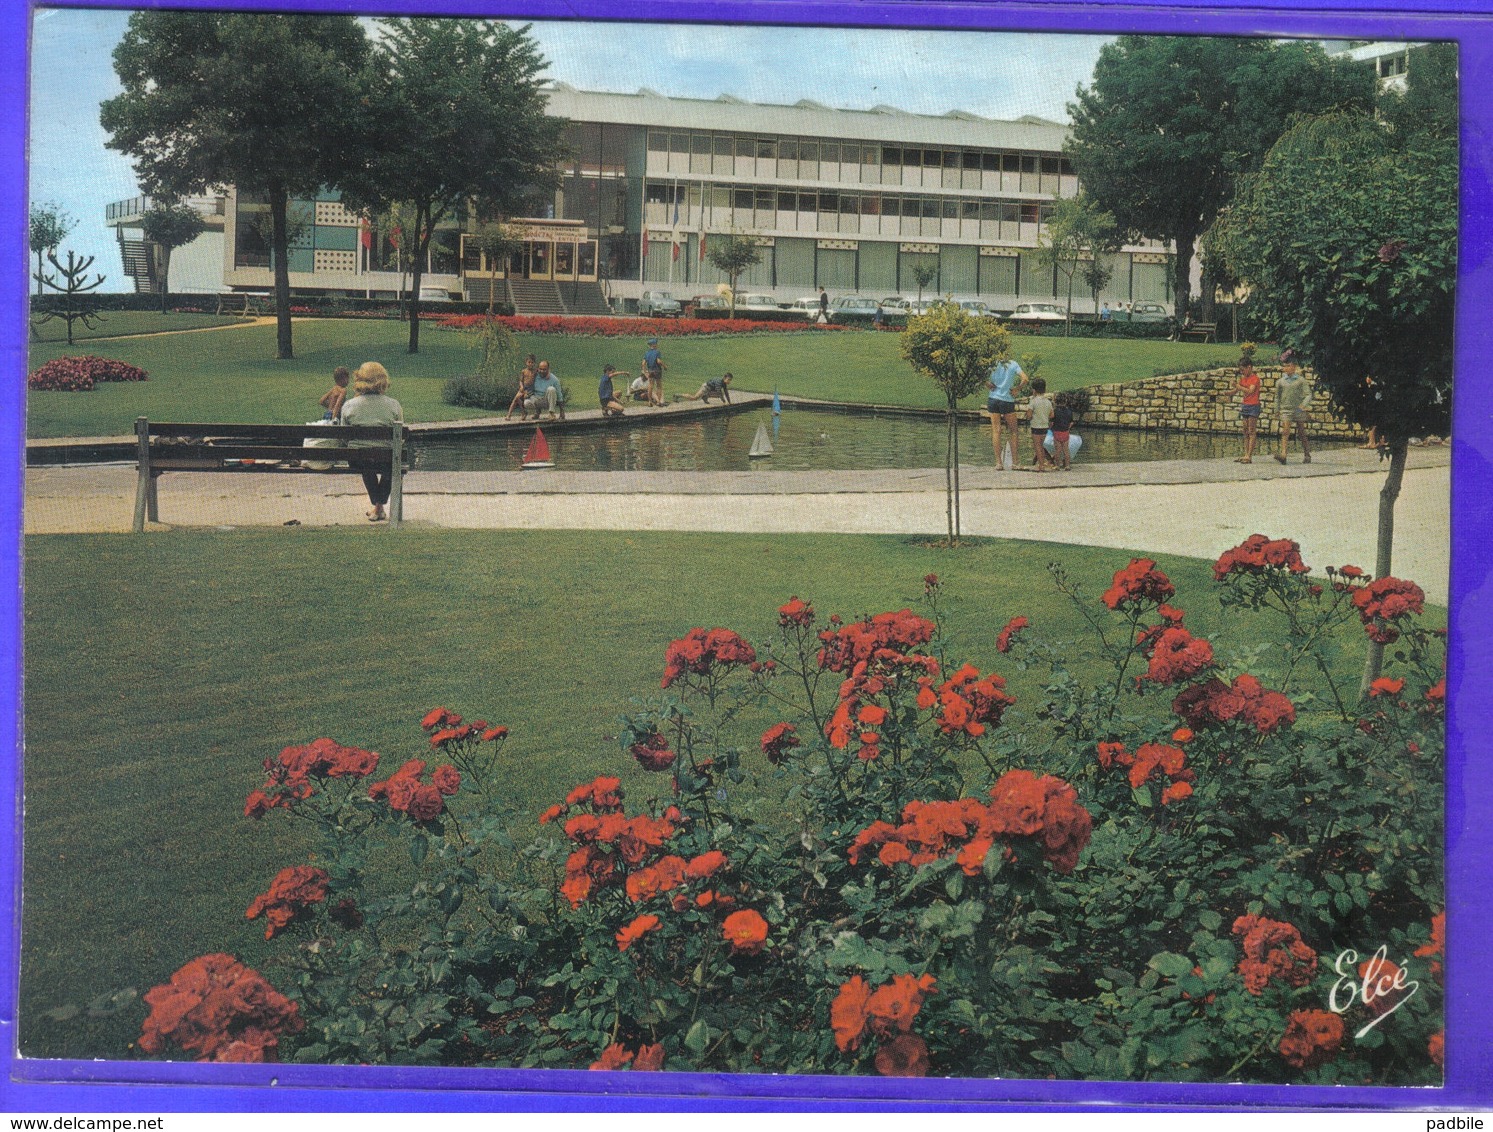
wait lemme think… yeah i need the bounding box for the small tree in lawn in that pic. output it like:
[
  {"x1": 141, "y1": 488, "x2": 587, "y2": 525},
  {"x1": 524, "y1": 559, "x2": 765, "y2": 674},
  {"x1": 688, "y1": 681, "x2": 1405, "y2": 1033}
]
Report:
[
  {"x1": 29, "y1": 202, "x2": 74, "y2": 297},
  {"x1": 1038, "y1": 194, "x2": 1118, "y2": 335},
  {"x1": 911, "y1": 263, "x2": 937, "y2": 309},
  {"x1": 706, "y1": 234, "x2": 762, "y2": 318},
  {"x1": 902, "y1": 304, "x2": 1011, "y2": 545},
  {"x1": 33, "y1": 249, "x2": 106, "y2": 345},
  {"x1": 1217, "y1": 106, "x2": 1454, "y2": 693},
  {"x1": 141, "y1": 202, "x2": 207, "y2": 313}
]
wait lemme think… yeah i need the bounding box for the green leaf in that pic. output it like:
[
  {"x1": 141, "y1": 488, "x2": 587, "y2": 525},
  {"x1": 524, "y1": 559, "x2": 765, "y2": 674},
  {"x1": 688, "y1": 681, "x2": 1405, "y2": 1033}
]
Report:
[
  {"x1": 1198, "y1": 909, "x2": 1222, "y2": 932},
  {"x1": 684, "y1": 1019, "x2": 713, "y2": 1057},
  {"x1": 1148, "y1": 951, "x2": 1195, "y2": 979},
  {"x1": 410, "y1": 834, "x2": 428, "y2": 866}
]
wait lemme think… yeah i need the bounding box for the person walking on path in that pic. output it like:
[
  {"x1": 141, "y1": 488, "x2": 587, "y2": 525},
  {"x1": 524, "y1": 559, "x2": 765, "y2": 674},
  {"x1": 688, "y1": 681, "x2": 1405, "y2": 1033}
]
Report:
[
  {"x1": 818, "y1": 287, "x2": 829, "y2": 325},
  {"x1": 1272, "y1": 350, "x2": 1312, "y2": 465},
  {"x1": 642, "y1": 338, "x2": 667, "y2": 407},
  {"x1": 987, "y1": 355, "x2": 1029, "y2": 471},
  {"x1": 339, "y1": 361, "x2": 403, "y2": 522},
  {"x1": 1234, "y1": 358, "x2": 1262, "y2": 463}
]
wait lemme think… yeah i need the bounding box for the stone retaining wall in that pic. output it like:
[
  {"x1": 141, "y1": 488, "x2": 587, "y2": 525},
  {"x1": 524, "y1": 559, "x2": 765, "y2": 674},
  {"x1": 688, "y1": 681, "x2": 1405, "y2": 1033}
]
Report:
[{"x1": 1027, "y1": 367, "x2": 1360, "y2": 439}]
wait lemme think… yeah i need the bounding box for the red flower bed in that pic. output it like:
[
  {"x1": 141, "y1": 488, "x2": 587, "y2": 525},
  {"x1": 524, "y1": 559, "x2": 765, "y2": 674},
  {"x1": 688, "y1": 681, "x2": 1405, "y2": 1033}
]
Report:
[
  {"x1": 434, "y1": 313, "x2": 843, "y2": 337},
  {"x1": 28, "y1": 355, "x2": 149, "y2": 392},
  {"x1": 139, "y1": 954, "x2": 302, "y2": 1062}
]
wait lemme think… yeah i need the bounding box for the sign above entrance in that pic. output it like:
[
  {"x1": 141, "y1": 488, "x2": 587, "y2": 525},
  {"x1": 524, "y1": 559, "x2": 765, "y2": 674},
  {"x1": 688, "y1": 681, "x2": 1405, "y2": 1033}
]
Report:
[{"x1": 512, "y1": 220, "x2": 589, "y2": 243}]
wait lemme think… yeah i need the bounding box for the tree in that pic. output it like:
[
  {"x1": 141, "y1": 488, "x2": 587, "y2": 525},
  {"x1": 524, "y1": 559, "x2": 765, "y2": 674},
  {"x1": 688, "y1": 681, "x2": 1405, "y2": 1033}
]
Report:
[
  {"x1": 140, "y1": 202, "x2": 207, "y2": 314},
  {"x1": 32, "y1": 249, "x2": 106, "y2": 345},
  {"x1": 911, "y1": 263, "x2": 937, "y2": 309},
  {"x1": 1067, "y1": 36, "x2": 1375, "y2": 327},
  {"x1": 1216, "y1": 106, "x2": 1454, "y2": 692},
  {"x1": 101, "y1": 11, "x2": 371, "y2": 359},
  {"x1": 29, "y1": 202, "x2": 74, "y2": 297},
  {"x1": 706, "y1": 234, "x2": 763, "y2": 318},
  {"x1": 342, "y1": 18, "x2": 566, "y2": 355},
  {"x1": 902, "y1": 306, "x2": 1012, "y2": 545},
  {"x1": 1037, "y1": 193, "x2": 1119, "y2": 334}
]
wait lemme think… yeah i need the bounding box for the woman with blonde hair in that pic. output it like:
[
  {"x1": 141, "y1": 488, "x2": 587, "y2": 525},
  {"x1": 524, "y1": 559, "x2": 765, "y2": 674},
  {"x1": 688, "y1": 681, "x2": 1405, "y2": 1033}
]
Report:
[{"x1": 338, "y1": 361, "x2": 404, "y2": 521}]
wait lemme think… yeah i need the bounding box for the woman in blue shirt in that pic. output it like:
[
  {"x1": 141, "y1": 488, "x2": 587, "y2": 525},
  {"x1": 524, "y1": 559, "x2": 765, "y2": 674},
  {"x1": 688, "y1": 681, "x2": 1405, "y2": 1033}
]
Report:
[{"x1": 987, "y1": 356, "x2": 1029, "y2": 470}]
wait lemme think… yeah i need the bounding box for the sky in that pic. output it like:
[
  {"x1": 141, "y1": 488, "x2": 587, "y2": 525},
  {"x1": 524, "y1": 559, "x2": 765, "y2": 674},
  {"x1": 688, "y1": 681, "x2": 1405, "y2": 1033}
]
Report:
[{"x1": 27, "y1": 8, "x2": 1111, "y2": 291}]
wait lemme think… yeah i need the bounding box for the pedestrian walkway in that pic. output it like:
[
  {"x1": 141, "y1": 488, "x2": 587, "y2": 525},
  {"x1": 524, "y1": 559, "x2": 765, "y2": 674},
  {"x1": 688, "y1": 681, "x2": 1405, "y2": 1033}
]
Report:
[{"x1": 23, "y1": 445, "x2": 1451, "y2": 602}]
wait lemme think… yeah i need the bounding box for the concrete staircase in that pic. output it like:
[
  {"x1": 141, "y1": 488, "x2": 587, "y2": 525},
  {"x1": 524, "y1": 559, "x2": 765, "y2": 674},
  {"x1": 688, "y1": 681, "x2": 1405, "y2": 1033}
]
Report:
[
  {"x1": 463, "y1": 278, "x2": 512, "y2": 310},
  {"x1": 119, "y1": 238, "x2": 158, "y2": 294},
  {"x1": 560, "y1": 281, "x2": 615, "y2": 316},
  {"x1": 507, "y1": 279, "x2": 567, "y2": 315}
]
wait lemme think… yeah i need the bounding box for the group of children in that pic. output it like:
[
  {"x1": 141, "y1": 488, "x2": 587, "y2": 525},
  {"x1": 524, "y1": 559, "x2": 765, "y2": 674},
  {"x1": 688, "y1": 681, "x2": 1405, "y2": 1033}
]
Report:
[
  {"x1": 1234, "y1": 348, "x2": 1312, "y2": 465},
  {"x1": 987, "y1": 358, "x2": 1076, "y2": 472}
]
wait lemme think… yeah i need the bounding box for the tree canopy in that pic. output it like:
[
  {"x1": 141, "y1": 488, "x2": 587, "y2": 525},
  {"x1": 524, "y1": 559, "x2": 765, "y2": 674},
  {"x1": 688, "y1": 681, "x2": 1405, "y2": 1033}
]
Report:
[
  {"x1": 342, "y1": 18, "x2": 566, "y2": 354},
  {"x1": 1066, "y1": 36, "x2": 1375, "y2": 321},
  {"x1": 29, "y1": 203, "x2": 74, "y2": 297},
  {"x1": 706, "y1": 235, "x2": 763, "y2": 317},
  {"x1": 141, "y1": 203, "x2": 208, "y2": 313},
  {"x1": 101, "y1": 12, "x2": 371, "y2": 359}
]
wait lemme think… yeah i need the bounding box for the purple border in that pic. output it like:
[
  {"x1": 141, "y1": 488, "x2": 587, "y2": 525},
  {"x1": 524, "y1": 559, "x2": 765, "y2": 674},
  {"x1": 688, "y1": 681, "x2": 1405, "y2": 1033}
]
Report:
[{"x1": 4, "y1": 0, "x2": 1488, "y2": 1112}]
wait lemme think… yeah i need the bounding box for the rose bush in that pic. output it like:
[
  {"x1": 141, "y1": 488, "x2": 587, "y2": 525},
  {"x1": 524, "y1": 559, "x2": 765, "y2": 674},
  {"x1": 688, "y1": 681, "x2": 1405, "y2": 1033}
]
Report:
[
  {"x1": 28, "y1": 355, "x2": 148, "y2": 392},
  {"x1": 135, "y1": 537, "x2": 1443, "y2": 1083}
]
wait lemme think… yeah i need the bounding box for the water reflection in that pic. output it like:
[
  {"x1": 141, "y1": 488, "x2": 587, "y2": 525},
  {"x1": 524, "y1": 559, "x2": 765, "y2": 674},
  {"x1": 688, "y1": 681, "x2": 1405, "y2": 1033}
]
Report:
[{"x1": 412, "y1": 407, "x2": 1326, "y2": 474}]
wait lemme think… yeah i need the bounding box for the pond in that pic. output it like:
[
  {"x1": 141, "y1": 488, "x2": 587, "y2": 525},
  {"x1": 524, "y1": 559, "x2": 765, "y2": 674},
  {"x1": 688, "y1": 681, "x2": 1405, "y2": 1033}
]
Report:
[{"x1": 411, "y1": 405, "x2": 1328, "y2": 474}]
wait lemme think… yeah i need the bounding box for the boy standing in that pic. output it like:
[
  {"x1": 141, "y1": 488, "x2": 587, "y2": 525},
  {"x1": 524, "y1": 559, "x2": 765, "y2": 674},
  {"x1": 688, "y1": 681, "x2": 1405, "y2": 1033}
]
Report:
[
  {"x1": 1027, "y1": 378, "x2": 1055, "y2": 471},
  {"x1": 1272, "y1": 350, "x2": 1312, "y2": 465},
  {"x1": 1050, "y1": 392, "x2": 1075, "y2": 471}
]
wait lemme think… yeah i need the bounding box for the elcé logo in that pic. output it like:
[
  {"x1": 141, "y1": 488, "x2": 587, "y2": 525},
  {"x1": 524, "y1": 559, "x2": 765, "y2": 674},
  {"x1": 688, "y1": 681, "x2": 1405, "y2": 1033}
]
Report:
[{"x1": 1328, "y1": 944, "x2": 1419, "y2": 1037}]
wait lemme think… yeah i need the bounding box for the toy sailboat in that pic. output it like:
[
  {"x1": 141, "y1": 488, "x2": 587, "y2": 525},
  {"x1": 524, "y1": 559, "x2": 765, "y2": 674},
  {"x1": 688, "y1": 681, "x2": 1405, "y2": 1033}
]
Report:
[
  {"x1": 521, "y1": 428, "x2": 555, "y2": 469},
  {"x1": 748, "y1": 423, "x2": 774, "y2": 459}
]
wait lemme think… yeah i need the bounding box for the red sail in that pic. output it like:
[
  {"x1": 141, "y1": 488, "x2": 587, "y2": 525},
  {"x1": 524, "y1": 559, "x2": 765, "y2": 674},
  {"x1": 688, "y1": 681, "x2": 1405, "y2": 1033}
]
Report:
[{"x1": 523, "y1": 428, "x2": 551, "y2": 465}]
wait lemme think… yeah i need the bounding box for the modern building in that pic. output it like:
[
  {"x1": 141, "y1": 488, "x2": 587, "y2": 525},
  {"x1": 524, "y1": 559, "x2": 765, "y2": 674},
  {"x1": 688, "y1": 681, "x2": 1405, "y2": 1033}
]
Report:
[
  {"x1": 107, "y1": 85, "x2": 1179, "y2": 314},
  {"x1": 1324, "y1": 40, "x2": 1418, "y2": 92}
]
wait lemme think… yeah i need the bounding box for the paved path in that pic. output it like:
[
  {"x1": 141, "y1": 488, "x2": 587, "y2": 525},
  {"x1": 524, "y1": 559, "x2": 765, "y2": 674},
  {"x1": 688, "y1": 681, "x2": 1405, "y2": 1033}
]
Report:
[{"x1": 24, "y1": 444, "x2": 1451, "y2": 602}]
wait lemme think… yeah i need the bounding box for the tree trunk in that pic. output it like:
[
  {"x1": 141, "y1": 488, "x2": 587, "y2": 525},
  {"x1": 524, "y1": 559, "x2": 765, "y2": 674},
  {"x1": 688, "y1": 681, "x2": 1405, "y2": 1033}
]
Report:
[
  {"x1": 35, "y1": 251, "x2": 43, "y2": 296},
  {"x1": 1359, "y1": 442, "x2": 1408, "y2": 698},
  {"x1": 1171, "y1": 227, "x2": 1196, "y2": 337},
  {"x1": 269, "y1": 185, "x2": 294, "y2": 360},
  {"x1": 952, "y1": 401, "x2": 962, "y2": 541},
  {"x1": 1198, "y1": 261, "x2": 1216, "y2": 326},
  {"x1": 158, "y1": 246, "x2": 172, "y2": 315},
  {"x1": 945, "y1": 405, "x2": 955, "y2": 545},
  {"x1": 406, "y1": 205, "x2": 429, "y2": 355}
]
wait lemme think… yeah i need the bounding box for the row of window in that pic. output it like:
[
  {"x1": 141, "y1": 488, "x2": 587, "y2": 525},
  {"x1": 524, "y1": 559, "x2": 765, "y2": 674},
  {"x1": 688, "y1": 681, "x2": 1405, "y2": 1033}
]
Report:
[
  {"x1": 642, "y1": 182, "x2": 1054, "y2": 224},
  {"x1": 645, "y1": 130, "x2": 1072, "y2": 174}
]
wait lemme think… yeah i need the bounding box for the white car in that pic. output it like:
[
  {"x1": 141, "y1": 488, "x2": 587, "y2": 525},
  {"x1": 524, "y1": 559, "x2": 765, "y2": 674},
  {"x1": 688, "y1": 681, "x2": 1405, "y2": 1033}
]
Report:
[
  {"x1": 1008, "y1": 302, "x2": 1067, "y2": 321},
  {"x1": 789, "y1": 296, "x2": 826, "y2": 320},
  {"x1": 829, "y1": 296, "x2": 882, "y2": 320},
  {"x1": 735, "y1": 293, "x2": 786, "y2": 314},
  {"x1": 418, "y1": 284, "x2": 453, "y2": 303},
  {"x1": 957, "y1": 300, "x2": 995, "y2": 318}
]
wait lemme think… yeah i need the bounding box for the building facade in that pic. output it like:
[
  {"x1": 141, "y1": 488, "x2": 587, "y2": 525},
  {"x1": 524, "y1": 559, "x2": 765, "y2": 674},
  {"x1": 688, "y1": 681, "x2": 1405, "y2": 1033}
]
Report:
[{"x1": 108, "y1": 84, "x2": 1179, "y2": 312}]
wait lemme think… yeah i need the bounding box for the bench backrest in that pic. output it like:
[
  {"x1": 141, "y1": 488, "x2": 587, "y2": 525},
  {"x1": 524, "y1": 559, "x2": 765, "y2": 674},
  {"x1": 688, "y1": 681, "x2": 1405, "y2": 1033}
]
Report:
[{"x1": 144, "y1": 421, "x2": 409, "y2": 444}]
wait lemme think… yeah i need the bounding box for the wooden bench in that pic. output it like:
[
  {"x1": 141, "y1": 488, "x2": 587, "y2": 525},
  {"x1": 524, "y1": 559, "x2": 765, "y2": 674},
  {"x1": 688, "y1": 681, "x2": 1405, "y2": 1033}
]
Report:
[
  {"x1": 133, "y1": 417, "x2": 410, "y2": 532},
  {"x1": 1178, "y1": 321, "x2": 1218, "y2": 343},
  {"x1": 214, "y1": 291, "x2": 268, "y2": 317}
]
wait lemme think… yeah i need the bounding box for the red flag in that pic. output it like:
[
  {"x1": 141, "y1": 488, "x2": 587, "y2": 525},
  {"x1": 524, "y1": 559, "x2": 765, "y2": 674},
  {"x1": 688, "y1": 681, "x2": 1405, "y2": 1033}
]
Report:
[
  {"x1": 359, "y1": 219, "x2": 372, "y2": 250},
  {"x1": 389, "y1": 225, "x2": 402, "y2": 250},
  {"x1": 641, "y1": 226, "x2": 649, "y2": 258},
  {"x1": 699, "y1": 231, "x2": 707, "y2": 262},
  {"x1": 672, "y1": 240, "x2": 680, "y2": 263}
]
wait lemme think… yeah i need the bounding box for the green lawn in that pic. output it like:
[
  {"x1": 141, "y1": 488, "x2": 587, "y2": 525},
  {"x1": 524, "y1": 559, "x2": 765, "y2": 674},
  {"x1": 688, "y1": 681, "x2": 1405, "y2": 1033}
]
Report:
[
  {"x1": 25, "y1": 315, "x2": 1264, "y2": 439},
  {"x1": 29, "y1": 310, "x2": 250, "y2": 343},
  {"x1": 21, "y1": 527, "x2": 1368, "y2": 1061}
]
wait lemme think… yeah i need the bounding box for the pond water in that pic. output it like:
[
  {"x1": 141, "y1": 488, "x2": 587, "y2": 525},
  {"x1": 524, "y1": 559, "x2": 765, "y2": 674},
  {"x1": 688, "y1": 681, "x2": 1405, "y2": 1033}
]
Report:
[{"x1": 411, "y1": 405, "x2": 1321, "y2": 474}]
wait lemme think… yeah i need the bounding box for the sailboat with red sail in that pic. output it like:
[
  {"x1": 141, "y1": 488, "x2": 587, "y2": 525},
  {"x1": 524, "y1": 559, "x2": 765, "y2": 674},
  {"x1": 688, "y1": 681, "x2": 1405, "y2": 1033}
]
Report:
[{"x1": 521, "y1": 427, "x2": 555, "y2": 469}]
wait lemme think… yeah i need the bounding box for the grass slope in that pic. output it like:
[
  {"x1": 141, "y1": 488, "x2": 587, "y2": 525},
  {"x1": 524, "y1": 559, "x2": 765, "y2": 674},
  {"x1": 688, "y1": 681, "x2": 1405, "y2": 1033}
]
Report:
[
  {"x1": 22, "y1": 526, "x2": 1366, "y2": 1061},
  {"x1": 25, "y1": 316, "x2": 1263, "y2": 439},
  {"x1": 29, "y1": 311, "x2": 249, "y2": 344}
]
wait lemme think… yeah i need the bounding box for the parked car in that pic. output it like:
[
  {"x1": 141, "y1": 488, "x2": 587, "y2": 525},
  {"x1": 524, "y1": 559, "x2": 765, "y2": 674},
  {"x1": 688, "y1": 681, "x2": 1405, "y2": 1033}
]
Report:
[
  {"x1": 956, "y1": 299, "x2": 995, "y2": 318},
  {"x1": 1007, "y1": 302, "x2": 1067, "y2": 322},
  {"x1": 418, "y1": 284, "x2": 454, "y2": 303},
  {"x1": 830, "y1": 296, "x2": 882, "y2": 318},
  {"x1": 689, "y1": 294, "x2": 726, "y2": 312},
  {"x1": 735, "y1": 292, "x2": 786, "y2": 314},
  {"x1": 789, "y1": 297, "x2": 824, "y2": 320},
  {"x1": 879, "y1": 296, "x2": 912, "y2": 313},
  {"x1": 638, "y1": 290, "x2": 682, "y2": 317},
  {"x1": 1117, "y1": 300, "x2": 1172, "y2": 324}
]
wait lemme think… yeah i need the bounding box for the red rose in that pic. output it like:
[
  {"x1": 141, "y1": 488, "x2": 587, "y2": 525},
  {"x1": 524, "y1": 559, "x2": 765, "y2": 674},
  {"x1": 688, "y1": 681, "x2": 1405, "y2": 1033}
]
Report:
[
  {"x1": 875, "y1": 1032, "x2": 931, "y2": 1077},
  {"x1": 722, "y1": 908, "x2": 769, "y2": 954}
]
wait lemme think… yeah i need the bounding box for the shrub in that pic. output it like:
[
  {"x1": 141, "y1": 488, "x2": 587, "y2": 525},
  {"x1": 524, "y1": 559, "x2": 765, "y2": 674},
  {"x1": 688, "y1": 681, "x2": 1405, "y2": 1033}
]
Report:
[
  {"x1": 442, "y1": 371, "x2": 516, "y2": 411},
  {"x1": 137, "y1": 539, "x2": 1444, "y2": 1083},
  {"x1": 27, "y1": 355, "x2": 148, "y2": 392}
]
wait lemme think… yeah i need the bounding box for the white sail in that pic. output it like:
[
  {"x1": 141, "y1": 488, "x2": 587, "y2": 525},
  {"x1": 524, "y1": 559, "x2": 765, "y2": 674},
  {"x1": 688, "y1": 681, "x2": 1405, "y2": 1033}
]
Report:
[{"x1": 748, "y1": 423, "x2": 774, "y2": 458}]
